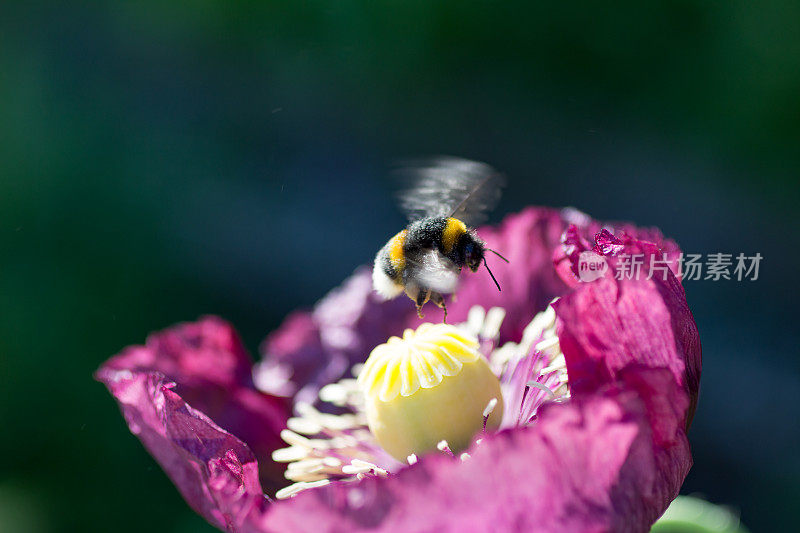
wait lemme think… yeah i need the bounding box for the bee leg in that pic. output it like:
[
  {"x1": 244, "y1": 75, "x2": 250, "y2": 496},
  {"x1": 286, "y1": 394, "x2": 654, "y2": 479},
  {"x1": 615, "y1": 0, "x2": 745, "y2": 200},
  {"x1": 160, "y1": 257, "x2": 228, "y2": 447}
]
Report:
[
  {"x1": 429, "y1": 292, "x2": 448, "y2": 323},
  {"x1": 415, "y1": 289, "x2": 429, "y2": 319}
]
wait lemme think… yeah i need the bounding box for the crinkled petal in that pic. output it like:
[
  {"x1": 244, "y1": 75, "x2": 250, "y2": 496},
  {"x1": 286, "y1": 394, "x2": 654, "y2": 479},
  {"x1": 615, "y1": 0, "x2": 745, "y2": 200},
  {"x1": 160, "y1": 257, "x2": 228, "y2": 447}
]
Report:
[
  {"x1": 553, "y1": 235, "x2": 701, "y2": 424},
  {"x1": 97, "y1": 317, "x2": 290, "y2": 492},
  {"x1": 95, "y1": 370, "x2": 268, "y2": 531}
]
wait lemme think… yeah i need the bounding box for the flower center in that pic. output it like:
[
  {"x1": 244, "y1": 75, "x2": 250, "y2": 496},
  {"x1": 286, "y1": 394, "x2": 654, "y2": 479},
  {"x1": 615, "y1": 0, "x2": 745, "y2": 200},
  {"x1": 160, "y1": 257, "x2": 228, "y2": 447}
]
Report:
[
  {"x1": 357, "y1": 323, "x2": 504, "y2": 461},
  {"x1": 271, "y1": 304, "x2": 569, "y2": 499}
]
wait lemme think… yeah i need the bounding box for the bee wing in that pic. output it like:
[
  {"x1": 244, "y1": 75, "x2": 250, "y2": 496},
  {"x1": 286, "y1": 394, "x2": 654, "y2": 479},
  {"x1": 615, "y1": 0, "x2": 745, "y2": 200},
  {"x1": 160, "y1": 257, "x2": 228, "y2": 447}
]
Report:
[
  {"x1": 407, "y1": 249, "x2": 461, "y2": 294},
  {"x1": 394, "y1": 156, "x2": 506, "y2": 226}
]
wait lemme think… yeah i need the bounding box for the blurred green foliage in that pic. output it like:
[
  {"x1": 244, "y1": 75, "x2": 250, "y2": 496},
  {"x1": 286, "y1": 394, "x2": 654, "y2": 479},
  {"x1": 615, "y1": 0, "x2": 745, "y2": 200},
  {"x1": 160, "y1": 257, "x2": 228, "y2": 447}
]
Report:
[
  {"x1": 652, "y1": 496, "x2": 750, "y2": 533},
  {"x1": 1, "y1": 2, "x2": 798, "y2": 531}
]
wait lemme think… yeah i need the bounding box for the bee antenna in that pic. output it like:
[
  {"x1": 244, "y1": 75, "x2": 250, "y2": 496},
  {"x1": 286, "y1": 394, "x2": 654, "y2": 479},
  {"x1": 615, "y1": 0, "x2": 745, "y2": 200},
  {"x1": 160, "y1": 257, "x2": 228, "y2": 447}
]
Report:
[
  {"x1": 487, "y1": 248, "x2": 509, "y2": 263},
  {"x1": 484, "y1": 257, "x2": 502, "y2": 292}
]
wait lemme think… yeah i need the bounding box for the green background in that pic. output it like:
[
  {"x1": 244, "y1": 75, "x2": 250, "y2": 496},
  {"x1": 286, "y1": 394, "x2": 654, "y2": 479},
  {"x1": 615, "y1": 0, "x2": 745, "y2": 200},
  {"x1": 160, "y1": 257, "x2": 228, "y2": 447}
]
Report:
[{"x1": 1, "y1": 2, "x2": 798, "y2": 531}]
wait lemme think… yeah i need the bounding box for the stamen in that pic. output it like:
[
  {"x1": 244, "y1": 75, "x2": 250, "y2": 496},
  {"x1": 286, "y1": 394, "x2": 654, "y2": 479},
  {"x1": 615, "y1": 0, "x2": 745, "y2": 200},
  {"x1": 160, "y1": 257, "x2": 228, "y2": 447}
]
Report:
[
  {"x1": 341, "y1": 463, "x2": 371, "y2": 475},
  {"x1": 526, "y1": 380, "x2": 557, "y2": 402},
  {"x1": 540, "y1": 355, "x2": 567, "y2": 376},
  {"x1": 483, "y1": 397, "x2": 499, "y2": 418},
  {"x1": 275, "y1": 479, "x2": 331, "y2": 500},
  {"x1": 488, "y1": 300, "x2": 570, "y2": 428},
  {"x1": 518, "y1": 304, "x2": 557, "y2": 355},
  {"x1": 280, "y1": 429, "x2": 313, "y2": 448},
  {"x1": 272, "y1": 446, "x2": 308, "y2": 463},
  {"x1": 436, "y1": 440, "x2": 454, "y2": 456},
  {"x1": 286, "y1": 417, "x2": 322, "y2": 435},
  {"x1": 271, "y1": 376, "x2": 398, "y2": 490},
  {"x1": 481, "y1": 307, "x2": 506, "y2": 339},
  {"x1": 343, "y1": 459, "x2": 388, "y2": 477},
  {"x1": 285, "y1": 470, "x2": 327, "y2": 483},
  {"x1": 535, "y1": 336, "x2": 561, "y2": 359},
  {"x1": 464, "y1": 306, "x2": 486, "y2": 337},
  {"x1": 318, "y1": 380, "x2": 360, "y2": 407},
  {"x1": 483, "y1": 397, "x2": 499, "y2": 431}
]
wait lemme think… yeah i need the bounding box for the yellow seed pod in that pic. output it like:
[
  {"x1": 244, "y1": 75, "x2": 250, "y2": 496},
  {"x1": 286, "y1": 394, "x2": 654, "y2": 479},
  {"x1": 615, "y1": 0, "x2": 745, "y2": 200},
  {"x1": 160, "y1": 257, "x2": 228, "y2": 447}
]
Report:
[{"x1": 357, "y1": 323, "x2": 504, "y2": 461}]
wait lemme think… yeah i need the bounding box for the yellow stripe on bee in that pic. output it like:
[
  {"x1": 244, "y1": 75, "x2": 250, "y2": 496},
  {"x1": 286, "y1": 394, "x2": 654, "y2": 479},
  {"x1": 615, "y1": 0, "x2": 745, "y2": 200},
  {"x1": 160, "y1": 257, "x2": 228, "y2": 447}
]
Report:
[
  {"x1": 389, "y1": 230, "x2": 408, "y2": 272},
  {"x1": 442, "y1": 218, "x2": 467, "y2": 253}
]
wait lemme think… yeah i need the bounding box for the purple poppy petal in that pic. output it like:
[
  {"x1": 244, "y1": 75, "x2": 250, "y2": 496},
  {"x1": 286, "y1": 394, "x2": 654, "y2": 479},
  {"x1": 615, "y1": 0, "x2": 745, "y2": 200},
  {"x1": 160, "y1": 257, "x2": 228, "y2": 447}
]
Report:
[
  {"x1": 554, "y1": 223, "x2": 595, "y2": 285},
  {"x1": 553, "y1": 238, "x2": 701, "y2": 424},
  {"x1": 95, "y1": 369, "x2": 268, "y2": 531},
  {"x1": 255, "y1": 311, "x2": 324, "y2": 399},
  {"x1": 259, "y1": 269, "x2": 411, "y2": 403},
  {"x1": 98, "y1": 317, "x2": 290, "y2": 491}
]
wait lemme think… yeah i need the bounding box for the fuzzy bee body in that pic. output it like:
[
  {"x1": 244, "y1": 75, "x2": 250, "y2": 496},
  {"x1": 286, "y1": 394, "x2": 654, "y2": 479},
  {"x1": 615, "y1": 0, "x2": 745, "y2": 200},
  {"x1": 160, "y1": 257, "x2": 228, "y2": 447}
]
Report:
[{"x1": 373, "y1": 158, "x2": 506, "y2": 319}]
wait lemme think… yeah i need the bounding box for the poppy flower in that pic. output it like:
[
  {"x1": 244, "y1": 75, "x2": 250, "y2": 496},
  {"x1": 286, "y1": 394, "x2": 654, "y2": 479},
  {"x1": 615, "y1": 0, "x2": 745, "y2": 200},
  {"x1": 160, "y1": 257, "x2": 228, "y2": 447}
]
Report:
[{"x1": 97, "y1": 206, "x2": 701, "y2": 532}]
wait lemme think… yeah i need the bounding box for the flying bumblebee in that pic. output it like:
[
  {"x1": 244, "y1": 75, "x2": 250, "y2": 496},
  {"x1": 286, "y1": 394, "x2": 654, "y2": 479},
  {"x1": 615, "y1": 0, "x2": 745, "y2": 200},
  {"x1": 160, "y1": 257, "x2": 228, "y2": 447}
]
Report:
[{"x1": 372, "y1": 156, "x2": 508, "y2": 320}]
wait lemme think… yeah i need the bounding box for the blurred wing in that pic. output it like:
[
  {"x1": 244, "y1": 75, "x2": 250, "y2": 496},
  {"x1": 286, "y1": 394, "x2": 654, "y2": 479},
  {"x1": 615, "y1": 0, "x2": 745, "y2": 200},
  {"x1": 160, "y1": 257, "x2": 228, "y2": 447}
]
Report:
[
  {"x1": 407, "y1": 249, "x2": 461, "y2": 294},
  {"x1": 394, "y1": 156, "x2": 506, "y2": 226}
]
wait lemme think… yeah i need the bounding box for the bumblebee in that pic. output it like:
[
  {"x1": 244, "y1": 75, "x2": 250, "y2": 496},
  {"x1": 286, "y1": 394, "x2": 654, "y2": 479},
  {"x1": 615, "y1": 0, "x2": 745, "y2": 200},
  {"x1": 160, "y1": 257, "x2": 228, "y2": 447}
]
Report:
[{"x1": 372, "y1": 157, "x2": 508, "y2": 320}]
